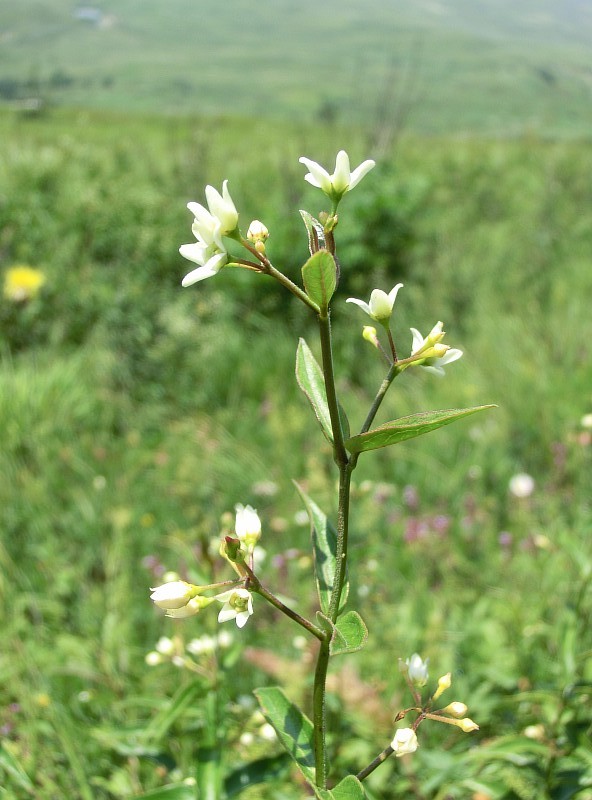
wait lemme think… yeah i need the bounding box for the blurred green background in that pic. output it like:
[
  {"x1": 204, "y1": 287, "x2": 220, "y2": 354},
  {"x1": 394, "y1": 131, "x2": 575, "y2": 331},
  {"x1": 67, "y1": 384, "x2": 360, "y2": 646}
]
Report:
[{"x1": 1, "y1": 2, "x2": 591, "y2": 798}]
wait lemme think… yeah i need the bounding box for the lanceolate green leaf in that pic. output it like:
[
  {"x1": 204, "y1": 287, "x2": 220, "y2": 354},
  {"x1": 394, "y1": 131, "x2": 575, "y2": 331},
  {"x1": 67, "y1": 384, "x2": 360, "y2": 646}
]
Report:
[
  {"x1": 330, "y1": 611, "x2": 369, "y2": 656},
  {"x1": 253, "y1": 687, "x2": 316, "y2": 788},
  {"x1": 345, "y1": 405, "x2": 496, "y2": 454},
  {"x1": 301, "y1": 249, "x2": 337, "y2": 312},
  {"x1": 294, "y1": 484, "x2": 337, "y2": 615},
  {"x1": 296, "y1": 338, "x2": 350, "y2": 443},
  {"x1": 296, "y1": 338, "x2": 333, "y2": 443}
]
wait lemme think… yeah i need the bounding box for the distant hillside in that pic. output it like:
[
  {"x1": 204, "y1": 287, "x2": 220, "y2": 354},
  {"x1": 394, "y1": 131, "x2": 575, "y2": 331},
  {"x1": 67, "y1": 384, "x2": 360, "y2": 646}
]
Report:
[{"x1": 1, "y1": 0, "x2": 592, "y2": 135}]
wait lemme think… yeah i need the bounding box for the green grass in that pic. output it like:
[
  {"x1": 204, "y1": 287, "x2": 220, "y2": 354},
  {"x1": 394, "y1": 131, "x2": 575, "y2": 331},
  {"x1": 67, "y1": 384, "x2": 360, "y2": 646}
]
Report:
[
  {"x1": 2, "y1": 0, "x2": 592, "y2": 135},
  {"x1": 0, "y1": 107, "x2": 591, "y2": 797}
]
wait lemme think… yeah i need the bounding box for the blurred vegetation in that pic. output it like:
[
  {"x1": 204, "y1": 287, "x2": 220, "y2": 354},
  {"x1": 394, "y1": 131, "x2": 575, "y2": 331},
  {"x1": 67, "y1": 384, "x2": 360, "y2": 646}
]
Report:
[
  {"x1": 0, "y1": 108, "x2": 591, "y2": 798},
  {"x1": 2, "y1": 0, "x2": 592, "y2": 136}
]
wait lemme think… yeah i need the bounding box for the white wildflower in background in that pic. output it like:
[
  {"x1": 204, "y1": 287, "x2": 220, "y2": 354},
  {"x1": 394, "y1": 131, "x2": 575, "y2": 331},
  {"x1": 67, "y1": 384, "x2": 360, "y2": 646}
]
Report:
[
  {"x1": 509, "y1": 472, "x2": 535, "y2": 498},
  {"x1": 347, "y1": 284, "x2": 404, "y2": 323},
  {"x1": 299, "y1": 150, "x2": 375, "y2": 203},
  {"x1": 390, "y1": 728, "x2": 419, "y2": 757},
  {"x1": 186, "y1": 635, "x2": 217, "y2": 656},
  {"x1": 155, "y1": 637, "x2": 175, "y2": 656}
]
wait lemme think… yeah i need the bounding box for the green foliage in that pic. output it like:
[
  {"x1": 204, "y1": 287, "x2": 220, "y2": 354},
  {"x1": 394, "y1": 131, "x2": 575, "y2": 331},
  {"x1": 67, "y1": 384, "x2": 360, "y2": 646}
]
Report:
[
  {"x1": 1, "y1": 108, "x2": 591, "y2": 798},
  {"x1": 253, "y1": 687, "x2": 316, "y2": 788},
  {"x1": 345, "y1": 405, "x2": 496, "y2": 454},
  {"x1": 294, "y1": 485, "x2": 340, "y2": 617},
  {"x1": 301, "y1": 250, "x2": 337, "y2": 314},
  {"x1": 3, "y1": 0, "x2": 592, "y2": 136}
]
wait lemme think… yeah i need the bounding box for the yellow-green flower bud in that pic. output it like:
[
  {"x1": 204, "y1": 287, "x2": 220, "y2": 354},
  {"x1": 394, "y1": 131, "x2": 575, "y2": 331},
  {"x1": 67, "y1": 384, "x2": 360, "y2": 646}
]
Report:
[
  {"x1": 441, "y1": 701, "x2": 468, "y2": 718},
  {"x1": 457, "y1": 717, "x2": 479, "y2": 732},
  {"x1": 432, "y1": 672, "x2": 452, "y2": 701},
  {"x1": 362, "y1": 326, "x2": 380, "y2": 348}
]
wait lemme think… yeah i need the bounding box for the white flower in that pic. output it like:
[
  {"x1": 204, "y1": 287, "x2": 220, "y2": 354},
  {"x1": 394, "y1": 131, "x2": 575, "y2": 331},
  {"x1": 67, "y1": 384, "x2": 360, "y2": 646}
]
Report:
[
  {"x1": 347, "y1": 284, "x2": 403, "y2": 323},
  {"x1": 217, "y1": 630, "x2": 234, "y2": 648},
  {"x1": 205, "y1": 181, "x2": 239, "y2": 234},
  {"x1": 406, "y1": 653, "x2": 429, "y2": 687},
  {"x1": 409, "y1": 322, "x2": 463, "y2": 376},
  {"x1": 150, "y1": 581, "x2": 195, "y2": 610},
  {"x1": 180, "y1": 242, "x2": 228, "y2": 287},
  {"x1": 509, "y1": 472, "x2": 535, "y2": 498},
  {"x1": 581, "y1": 413, "x2": 592, "y2": 430},
  {"x1": 390, "y1": 728, "x2": 419, "y2": 757},
  {"x1": 217, "y1": 588, "x2": 254, "y2": 628},
  {"x1": 186, "y1": 635, "x2": 216, "y2": 656},
  {"x1": 299, "y1": 150, "x2": 375, "y2": 202},
  {"x1": 235, "y1": 504, "x2": 262, "y2": 549},
  {"x1": 179, "y1": 180, "x2": 238, "y2": 287},
  {"x1": 155, "y1": 636, "x2": 175, "y2": 656}
]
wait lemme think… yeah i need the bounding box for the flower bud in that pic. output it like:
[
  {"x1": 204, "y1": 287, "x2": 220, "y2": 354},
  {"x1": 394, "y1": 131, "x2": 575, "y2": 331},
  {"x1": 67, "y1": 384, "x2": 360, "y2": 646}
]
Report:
[
  {"x1": 150, "y1": 580, "x2": 196, "y2": 610},
  {"x1": 362, "y1": 326, "x2": 379, "y2": 348},
  {"x1": 441, "y1": 701, "x2": 468, "y2": 718},
  {"x1": 390, "y1": 727, "x2": 419, "y2": 757},
  {"x1": 457, "y1": 717, "x2": 479, "y2": 732},
  {"x1": 222, "y1": 536, "x2": 244, "y2": 563},
  {"x1": 235, "y1": 504, "x2": 262, "y2": 549},
  {"x1": 165, "y1": 595, "x2": 214, "y2": 618},
  {"x1": 432, "y1": 672, "x2": 452, "y2": 701},
  {"x1": 246, "y1": 220, "x2": 269, "y2": 243}
]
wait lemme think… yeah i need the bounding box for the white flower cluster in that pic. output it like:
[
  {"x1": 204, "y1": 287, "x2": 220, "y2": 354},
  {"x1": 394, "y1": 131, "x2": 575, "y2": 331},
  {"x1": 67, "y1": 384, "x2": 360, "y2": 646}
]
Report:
[{"x1": 149, "y1": 505, "x2": 262, "y2": 629}]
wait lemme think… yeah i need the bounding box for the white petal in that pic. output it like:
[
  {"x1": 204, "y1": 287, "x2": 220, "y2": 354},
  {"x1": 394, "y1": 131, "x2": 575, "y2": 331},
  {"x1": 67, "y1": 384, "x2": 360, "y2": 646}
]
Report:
[
  {"x1": 440, "y1": 347, "x2": 463, "y2": 365},
  {"x1": 410, "y1": 327, "x2": 425, "y2": 353},
  {"x1": 181, "y1": 254, "x2": 226, "y2": 287},
  {"x1": 387, "y1": 283, "x2": 404, "y2": 305},
  {"x1": 332, "y1": 150, "x2": 351, "y2": 194},
  {"x1": 218, "y1": 603, "x2": 237, "y2": 624},
  {"x1": 421, "y1": 364, "x2": 446, "y2": 377},
  {"x1": 368, "y1": 289, "x2": 392, "y2": 319},
  {"x1": 187, "y1": 201, "x2": 214, "y2": 225},
  {"x1": 179, "y1": 242, "x2": 207, "y2": 265},
  {"x1": 235, "y1": 610, "x2": 251, "y2": 628},
  {"x1": 346, "y1": 297, "x2": 372, "y2": 316},
  {"x1": 299, "y1": 157, "x2": 332, "y2": 193},
  {"x1": 348, "y1": 159, "x2": 376, "y2": 190}
]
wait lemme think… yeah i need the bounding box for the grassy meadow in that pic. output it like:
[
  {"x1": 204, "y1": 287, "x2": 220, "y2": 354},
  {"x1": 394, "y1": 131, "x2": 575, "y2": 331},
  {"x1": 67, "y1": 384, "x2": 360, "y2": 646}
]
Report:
[
  {"x1": 1, "y1": 104, "x2": 592, "y2": 799},
  {"x1": 3, "y1": 0, "x2": 592, "y2": 135}
]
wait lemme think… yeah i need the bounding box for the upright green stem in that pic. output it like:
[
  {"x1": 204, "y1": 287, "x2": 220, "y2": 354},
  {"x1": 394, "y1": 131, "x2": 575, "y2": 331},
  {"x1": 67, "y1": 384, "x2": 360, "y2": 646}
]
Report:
[
  {"x1": 329, "y1": 465, "x2": 353, "y2": 623},
  {"x1": 318, "y1": 312, "x2": 348, "y2": 467},
  {"x1": 311, "y1": 310, "x2": 354, "y2": 789},
  {"x1": 313, "y1": 637, "x2": 331, "y2": 788}
]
